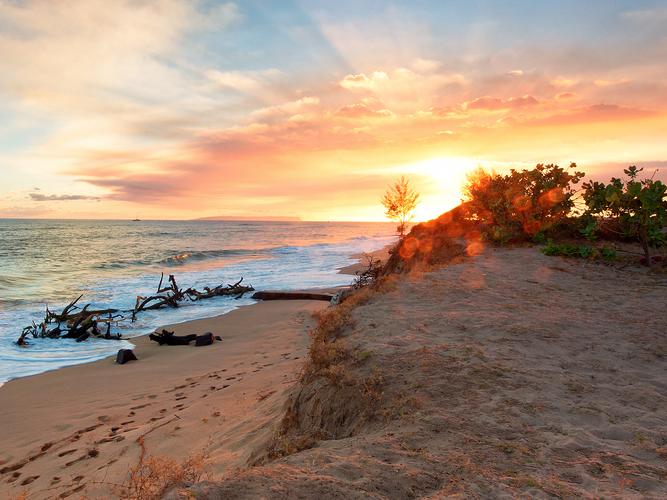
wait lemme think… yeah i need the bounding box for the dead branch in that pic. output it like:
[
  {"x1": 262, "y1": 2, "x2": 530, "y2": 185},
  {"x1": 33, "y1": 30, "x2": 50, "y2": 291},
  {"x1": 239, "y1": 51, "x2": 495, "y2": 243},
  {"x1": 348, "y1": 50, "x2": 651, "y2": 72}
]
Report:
[
  {"x1": 353, "y1": 254, "x2": 383, "y2": 289},
  {"x1": 18, "y1": 274, "x2": 253, "y2": 345}
]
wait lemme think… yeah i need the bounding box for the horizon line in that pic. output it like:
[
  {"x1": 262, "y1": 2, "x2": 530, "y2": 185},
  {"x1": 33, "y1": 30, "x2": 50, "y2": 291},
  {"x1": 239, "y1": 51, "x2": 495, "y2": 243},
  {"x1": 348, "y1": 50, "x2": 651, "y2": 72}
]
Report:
[{"x1": 0, "y1": 217, "x2": 399, "y2": 223}]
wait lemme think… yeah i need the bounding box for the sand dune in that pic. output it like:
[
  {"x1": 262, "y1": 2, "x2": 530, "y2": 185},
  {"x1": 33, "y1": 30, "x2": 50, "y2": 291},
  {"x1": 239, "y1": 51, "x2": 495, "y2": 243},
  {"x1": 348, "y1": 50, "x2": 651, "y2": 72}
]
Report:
[{"x1": 180, "y1": 247, "x2": 667, "y2": 498}]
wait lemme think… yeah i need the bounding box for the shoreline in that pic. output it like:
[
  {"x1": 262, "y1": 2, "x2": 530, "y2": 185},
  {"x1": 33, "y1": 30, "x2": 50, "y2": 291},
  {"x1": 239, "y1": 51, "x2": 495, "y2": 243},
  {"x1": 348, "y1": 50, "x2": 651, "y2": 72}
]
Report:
[{"x1": 1, "y1": 242, "x2": 388, "y2": 387}]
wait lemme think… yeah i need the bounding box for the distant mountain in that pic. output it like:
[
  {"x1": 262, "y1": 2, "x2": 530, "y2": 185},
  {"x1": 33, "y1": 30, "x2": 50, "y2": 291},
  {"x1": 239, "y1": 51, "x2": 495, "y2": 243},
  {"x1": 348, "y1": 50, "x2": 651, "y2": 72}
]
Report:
[{"x1": 195, "y1": 215, "x2": 301, "y2": 222}]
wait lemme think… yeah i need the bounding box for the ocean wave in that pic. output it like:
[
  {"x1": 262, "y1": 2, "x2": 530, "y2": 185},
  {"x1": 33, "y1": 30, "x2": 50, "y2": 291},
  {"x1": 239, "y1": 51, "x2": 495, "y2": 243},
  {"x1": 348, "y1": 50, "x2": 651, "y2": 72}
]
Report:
[
  {"x1": 159, "y1": 248, "x2": 269, "y2": 265},
  {"x1": 0, "y1": 274, "x2": 35, "y2": 289}
]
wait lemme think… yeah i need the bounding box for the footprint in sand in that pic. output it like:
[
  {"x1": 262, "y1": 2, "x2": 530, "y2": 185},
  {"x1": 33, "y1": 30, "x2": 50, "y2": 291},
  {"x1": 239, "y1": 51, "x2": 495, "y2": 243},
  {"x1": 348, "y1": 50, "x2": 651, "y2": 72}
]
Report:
[
  {"x1": 149, "y1": 416, "x2": 164, "y2": 422},
  {"x1": 175, "y1": 396, "x2": 187, "y2": 401},
  {"x1": 51, "y1": 476, "x2": 61, "y2": 484},
  {"x1": 20, "y1": 475, "x2": 39, "y2": 485},
  {"x1": 61, "y1": 483, "x2": 86, "y2": 497},
  {"x1": 130, "y1": 403, "x2": 151, "y2": 410},
  {"x1": 148, "y1": 394, "x2": 157, "y2": 399},
  {"x1": 64, "y1": 449, "x2": 97, "y2": 468},
  {"x1": 120, "y1": 420, "x2": 134, "y2": 426},
  {"x1": 165, "y1": 384, "x2": 187, "y2": 393},
  {"x1": 58, "y1": 449, "x2": 77, "y2": 458},
  {"x1": 97, "y1": 458, "x2": 118, "y2": 470},
  {"x1": 28, "y1": 450, "x2": 46, "y2": 462},
  {"x1": 216, "y1": 384, "x2": 230, "y2": 391},
  {"x1": 97, "y1": 415, "x2": 110, "y2": 422}
]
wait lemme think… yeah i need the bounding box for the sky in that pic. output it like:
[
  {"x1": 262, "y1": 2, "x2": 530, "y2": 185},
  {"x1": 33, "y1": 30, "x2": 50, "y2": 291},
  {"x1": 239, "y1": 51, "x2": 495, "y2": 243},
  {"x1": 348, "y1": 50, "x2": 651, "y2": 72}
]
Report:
[{"x1": 1, "y1": 0, "x2": 666, "y2": 221}]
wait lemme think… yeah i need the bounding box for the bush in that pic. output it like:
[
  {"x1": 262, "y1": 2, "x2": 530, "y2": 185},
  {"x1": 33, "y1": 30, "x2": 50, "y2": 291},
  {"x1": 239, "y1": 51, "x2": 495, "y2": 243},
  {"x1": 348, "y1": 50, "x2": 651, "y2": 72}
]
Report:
[
  {"x1": 115, "y1": 437, "x2": 208, "y2": 499},
  {"x1": 581, "y1": 166, "x2": 666, "y2": 264},
  {"x1": 541, "y1": 240, "x2": 616, "y2": 260},
  {"x1": 463, "y1": 163, "x2": 585, "y2": 243}
]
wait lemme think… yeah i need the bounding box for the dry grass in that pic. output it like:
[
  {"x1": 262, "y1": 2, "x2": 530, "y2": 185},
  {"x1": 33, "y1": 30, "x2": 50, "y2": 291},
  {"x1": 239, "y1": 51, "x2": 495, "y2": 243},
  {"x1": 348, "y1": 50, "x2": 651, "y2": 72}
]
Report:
[
  {"x1": 264, "y1": 283, "x2": 391, "y2": 460},
  {"x1": 301, "y1": 285, "x2": 375, "y2": 383},
  {"x1": 114, "y1": 436, "x2": 209, "y2": 500}
]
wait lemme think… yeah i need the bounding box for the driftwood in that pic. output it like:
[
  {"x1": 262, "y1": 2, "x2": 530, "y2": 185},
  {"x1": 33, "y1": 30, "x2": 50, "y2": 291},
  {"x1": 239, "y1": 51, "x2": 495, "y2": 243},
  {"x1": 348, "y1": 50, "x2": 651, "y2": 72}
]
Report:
[
  {"x1": 251, "y1": 291, "x2": 334, "y2": 302},
  {"x1": 17, "y1": 273, "x2": 253, "y2": 346},
  {"x1": 149, "y1": 329, "x2": 197, "y2": 346},
  {"x1": 352, "y1": 254, "x2": 383, "y2": 289},
  {"x1": 132, "y1": 275, "x2": 253, "y2": 320}
]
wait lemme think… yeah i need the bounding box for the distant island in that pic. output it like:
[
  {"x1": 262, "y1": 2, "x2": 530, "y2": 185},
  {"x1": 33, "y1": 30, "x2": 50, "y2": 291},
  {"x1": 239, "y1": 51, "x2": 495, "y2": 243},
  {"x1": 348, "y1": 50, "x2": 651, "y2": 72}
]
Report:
[{"x1": 195, "y1": 215, "x2": 301, "y2": 222}]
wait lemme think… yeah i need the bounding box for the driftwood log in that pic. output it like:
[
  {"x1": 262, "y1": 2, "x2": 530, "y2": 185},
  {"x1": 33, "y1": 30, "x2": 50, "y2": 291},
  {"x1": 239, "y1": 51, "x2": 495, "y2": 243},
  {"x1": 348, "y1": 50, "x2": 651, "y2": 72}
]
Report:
[
  {"x1": 17, "y1": 273, "x2": 253, "y2": 346},
  {"x1": 251, "y1": 291, "x2": 334, "y2": 302}
]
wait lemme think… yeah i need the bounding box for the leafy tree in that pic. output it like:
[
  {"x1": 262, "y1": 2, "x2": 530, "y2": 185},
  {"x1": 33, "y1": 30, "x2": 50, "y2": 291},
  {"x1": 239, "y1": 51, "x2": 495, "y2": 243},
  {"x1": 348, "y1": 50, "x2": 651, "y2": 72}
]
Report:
[
  {"x1": 463, "y1": 163, "x2": 585, "y2": 242},
  {"x1": 382, "y1": 176, "x2": 419, "y2": 237},
  {"x1": 581, "y1": 166, "x2": 666, "y2": 264}
]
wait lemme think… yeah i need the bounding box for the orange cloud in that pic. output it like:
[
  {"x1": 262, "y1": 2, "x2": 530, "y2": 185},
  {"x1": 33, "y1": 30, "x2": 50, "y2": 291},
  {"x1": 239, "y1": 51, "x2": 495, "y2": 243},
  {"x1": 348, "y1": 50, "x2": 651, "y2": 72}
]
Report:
[
  {"x1": 464, "y1": 95, "x2": 539, "y2": 111},
  {"x1": 335, "y1": 103, "x2": 394, "y2": 119}
]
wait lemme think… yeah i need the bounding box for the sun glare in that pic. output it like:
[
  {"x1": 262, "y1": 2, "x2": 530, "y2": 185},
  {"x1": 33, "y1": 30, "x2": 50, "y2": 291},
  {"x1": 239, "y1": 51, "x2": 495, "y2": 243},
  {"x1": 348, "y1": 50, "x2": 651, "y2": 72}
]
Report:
[{"x1": 400, "y1": 157, "x2": 483, "y2": 221}]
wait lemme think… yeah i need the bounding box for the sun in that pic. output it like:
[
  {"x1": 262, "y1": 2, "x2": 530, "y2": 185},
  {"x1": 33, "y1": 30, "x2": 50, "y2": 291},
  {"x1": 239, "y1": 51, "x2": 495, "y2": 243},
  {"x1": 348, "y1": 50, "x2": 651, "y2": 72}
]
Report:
[{"x1": 400, "y1": 157, "x2": 483, "y2": 221}]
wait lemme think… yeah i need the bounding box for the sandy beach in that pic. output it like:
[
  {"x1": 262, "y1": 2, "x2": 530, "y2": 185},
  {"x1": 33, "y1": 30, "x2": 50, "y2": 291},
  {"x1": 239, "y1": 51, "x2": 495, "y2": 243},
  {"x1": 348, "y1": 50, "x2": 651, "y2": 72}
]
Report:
[{"x1": 0, "y1": 299, "x2": 327, "y2": 498}]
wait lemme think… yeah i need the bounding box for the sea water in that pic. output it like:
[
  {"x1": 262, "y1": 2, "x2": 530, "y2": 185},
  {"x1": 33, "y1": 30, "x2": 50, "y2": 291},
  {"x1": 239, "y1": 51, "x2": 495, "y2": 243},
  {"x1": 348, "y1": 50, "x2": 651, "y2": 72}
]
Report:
[{"x1": 0, "y1": 219, "x2": 394, "y2": 383}]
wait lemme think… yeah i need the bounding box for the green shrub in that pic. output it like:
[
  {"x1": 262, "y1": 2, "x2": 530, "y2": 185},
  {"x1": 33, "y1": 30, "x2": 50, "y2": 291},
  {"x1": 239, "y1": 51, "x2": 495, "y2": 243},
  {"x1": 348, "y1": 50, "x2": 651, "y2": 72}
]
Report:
[
  {"x1": 541, "y1": 240, "x2": 616, "y2": 260},
  {"x1": 463, "y1": 163, "x2": 585, "y2": 242},
  {"x1": 581, "y1": 166, "x2": 666, "y2": 264}
]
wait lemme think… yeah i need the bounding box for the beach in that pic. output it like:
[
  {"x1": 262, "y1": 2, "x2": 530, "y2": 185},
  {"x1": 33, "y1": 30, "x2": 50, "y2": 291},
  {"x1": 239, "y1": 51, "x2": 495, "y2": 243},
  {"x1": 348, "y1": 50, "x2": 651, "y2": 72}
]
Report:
[
  {"x1": 2, "y1": 245, "x2": 667, "y2": 498},
  {"x1": 0, "y1": 244, "x2": 391, "y2": 499},
  {"x1": 0, "y1": 299, "x2": 328, "y2": 498}
]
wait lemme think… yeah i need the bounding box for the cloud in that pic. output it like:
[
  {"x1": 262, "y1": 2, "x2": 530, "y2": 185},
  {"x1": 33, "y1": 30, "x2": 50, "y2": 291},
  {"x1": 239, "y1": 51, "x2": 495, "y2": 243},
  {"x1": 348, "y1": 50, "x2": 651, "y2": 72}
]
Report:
[
  {"x1": 251, "y1": 97, "x2": 321, "y2": 122},
  {"x1": 339, "y1": 72, "x2": 389, "y2": 90},
  {"x1": 555, "y1": 92, "x2": 577, "y2": 101},
  {"x1": 205, "y1": 68, "x2": 283, "y2": 94},
  {"x1": 335, "y1": 103, "x2": 394, "y2": 119},
  {"x1": 622, "y1": 7, "x2": 667, "y2": 24},
  {"x1": 464, "y1": 95, "x2": 539, "y2": 111},
  {"x1": 412, "y1": 58, "x2": 442, "y2": 72},
  {"x1": 29, "y1": 193, "x2": 101, "y2": 201},
  {"x1": 526, "y1": 104, "x2": 655, "y2": 126}
]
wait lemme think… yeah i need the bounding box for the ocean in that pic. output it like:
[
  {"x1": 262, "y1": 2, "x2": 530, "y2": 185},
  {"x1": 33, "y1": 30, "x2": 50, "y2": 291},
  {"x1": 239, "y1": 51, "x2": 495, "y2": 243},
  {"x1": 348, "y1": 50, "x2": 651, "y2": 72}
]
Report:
[{"x1": 0, "y1": 219, "x2": 394, "y2": 384}]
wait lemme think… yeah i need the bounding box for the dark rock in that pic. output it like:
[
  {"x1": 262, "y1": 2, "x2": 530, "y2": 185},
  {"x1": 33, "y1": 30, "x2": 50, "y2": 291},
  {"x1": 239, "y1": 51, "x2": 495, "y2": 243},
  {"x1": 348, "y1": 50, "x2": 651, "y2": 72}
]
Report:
[{"x1": 116, "y1": 349, "x2": 138, "y2": 364}]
